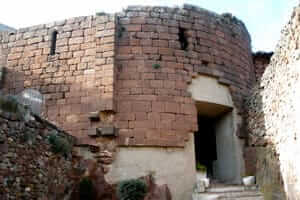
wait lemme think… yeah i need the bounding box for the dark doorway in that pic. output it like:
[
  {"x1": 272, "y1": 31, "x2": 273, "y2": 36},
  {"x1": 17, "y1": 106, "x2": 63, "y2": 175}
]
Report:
[{"x1": 194, "y1": 116, "x2": 217, "y2": 178}]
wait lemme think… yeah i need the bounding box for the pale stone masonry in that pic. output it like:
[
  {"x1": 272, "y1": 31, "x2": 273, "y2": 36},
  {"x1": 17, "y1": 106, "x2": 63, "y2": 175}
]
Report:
[{"x1": 246, "y1": 4, "x2": 300, "y2": 200}]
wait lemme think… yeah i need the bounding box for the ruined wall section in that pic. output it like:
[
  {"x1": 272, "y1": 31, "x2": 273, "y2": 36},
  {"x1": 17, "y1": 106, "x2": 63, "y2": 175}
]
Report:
[
  {"x1": 246, "y1": 5, "x2": 300, "y2": 200},
  {"x1": 252, "y1": 52, "x2": 273, "y2": 82},
  {"x1": 115, "y1": 5, "x2": 255, "y2": 147},
  {"x1": 0, "y1": 15, "x2": 116, "y2": 143}
]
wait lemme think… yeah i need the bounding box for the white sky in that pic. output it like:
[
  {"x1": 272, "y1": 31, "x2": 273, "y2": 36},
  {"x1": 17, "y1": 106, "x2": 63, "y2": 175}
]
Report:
[{"x1": 0, "y1": 0, "x2": 298, "y2": 51}]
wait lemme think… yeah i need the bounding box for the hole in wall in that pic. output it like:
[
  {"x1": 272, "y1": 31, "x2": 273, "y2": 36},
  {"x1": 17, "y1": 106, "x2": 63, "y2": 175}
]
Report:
[
  {"x1": 202, "y1": 60, "x2": 209, "y2": 66},
  {"x1": 179, "y1": 27, "x2": 188, "y2": 50},
  {"x1": 50, "y1": 30, "x2": 58, "y2": 55}
]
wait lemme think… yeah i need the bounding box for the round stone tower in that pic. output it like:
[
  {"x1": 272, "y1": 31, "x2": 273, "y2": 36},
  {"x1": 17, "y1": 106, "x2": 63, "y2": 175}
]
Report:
[{"x1": 109, "y1": 4, "x2": 255, "y2": 200}]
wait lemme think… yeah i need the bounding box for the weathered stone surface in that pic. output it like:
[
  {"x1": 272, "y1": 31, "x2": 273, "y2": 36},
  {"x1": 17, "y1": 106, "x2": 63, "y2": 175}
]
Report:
[
  {"x1": 0, "y1": 4, "x2": 254, "y2": 148},
  {"x1": 0, "y1": 109, "x2": 76, "y2": 200},
  {"x1": 143, "y1": 175, "x2": 172, "y2": 200},
  {"x1": 246, "y1": 4, "x2": 300, "y2": 200}
]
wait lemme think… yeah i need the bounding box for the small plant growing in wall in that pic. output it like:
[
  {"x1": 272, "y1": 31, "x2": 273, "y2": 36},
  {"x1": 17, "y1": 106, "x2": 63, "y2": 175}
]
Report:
[
  {"x1": 0, "y1": 95, "x2": 19, "y2": 113},
  {"x1": 48, "y1": 131, "x2": 71, "y2": 158},
  {"x1": 152, "y1": 63, "x2": 161, "y2": 69},
  {"x1": 117, "y1": 179, "x2": 147, "y2": 200},
  {"x1": 196, "y1": 162, "x2": 207, "y2": 172}
]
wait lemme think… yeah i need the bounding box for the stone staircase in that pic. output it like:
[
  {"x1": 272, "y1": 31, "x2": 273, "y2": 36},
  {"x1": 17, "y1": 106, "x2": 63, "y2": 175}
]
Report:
[{"x1": 192, "y1": 184, "x2": 264, "y2": 200}]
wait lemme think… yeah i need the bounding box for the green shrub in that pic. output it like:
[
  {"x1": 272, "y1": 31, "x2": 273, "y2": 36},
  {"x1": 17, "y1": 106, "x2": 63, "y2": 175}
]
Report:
[
  {"x1": 196, "y1": 162, "x2": 207, "y2": 172},
  {"x1": 152, "y1": 63, "x2": 160, "y2": 69},
  {"x1": 48, "y1": 133, "x2": 71, "y2": 157},
  {"x1": 117, "y1": 179, "x2": 147, "y2": 200},
  {"x1": 79, "y1": 177, "x2": 94, "y2": 200},
  {"x1": 0, "y1": 95, "x2": 19, "y2": 113}
]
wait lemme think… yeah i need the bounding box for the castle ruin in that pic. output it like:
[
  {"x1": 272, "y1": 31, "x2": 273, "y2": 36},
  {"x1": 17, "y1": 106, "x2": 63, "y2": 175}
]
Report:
[{"x1": 1, "y1": 3, "x2": 299, "y2": 200}]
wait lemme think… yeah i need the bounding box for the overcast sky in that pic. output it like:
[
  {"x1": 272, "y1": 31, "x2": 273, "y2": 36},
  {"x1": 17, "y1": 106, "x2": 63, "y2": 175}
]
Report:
[{"x1": 0, "y1": 0, "x2": 298, "y2": 51}]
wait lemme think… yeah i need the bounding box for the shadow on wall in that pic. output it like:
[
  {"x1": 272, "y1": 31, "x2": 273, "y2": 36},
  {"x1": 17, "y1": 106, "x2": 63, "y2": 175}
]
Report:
[{"x1": 245, "y1": 84, "x2": 286, "y2": 200}]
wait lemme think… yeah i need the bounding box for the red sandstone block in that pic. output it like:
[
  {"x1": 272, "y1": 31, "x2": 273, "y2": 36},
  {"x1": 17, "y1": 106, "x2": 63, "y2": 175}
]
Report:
[
  {"x1": 115, "y1": 121, "x2": 129, "y2": 129},
  {"x1": 130, "y1": 39, "x2": 140, "y2": 46},
  {"x1": 124, "y1": 24, "x2": 142, "y2": 32},
  {"x1": 69, "y1": 44, "x2": 81, "y2": 51},
  {"x1": 168, "y1": 73, "x2": 182, "y2": 81},
  {"x1": 100, "y1": 36, "x2": 114, "y2": 44},
  {"x1": 131, "y1": 47, "x2": 142, "y2": 54},
  {"x1": 129, "y1": 120, "x2": 155, "y2": 129},
  {"x1": 150, "y1": 80, "x2": 163, "y2": 88},
  {"x1": 142, "y1": 88, "x2": 155, "y2": 95},
  {"x1": 161, "y1": 113, "x2": 175, "y2": 121},
  {"x1": 140, "y1": 39, "x2": 152, "y2": 46},
  {"x1": 165, "y1": 102, "x2": 180, "y2": 113},
  {"x1": 118, "y1": 46, "x2": 132, "y2": 54},
  {"x1": 117, "y1": 113, "x2": 135, "y2": 121},
  {"x1": 142, "y1": 46, "x2": 158, "y2": 54},
  {"x1": 103, "y1": 51, "x2": 114, "y2": 57},
  {"x1": 137, "y1": 32, "x2": 158, "y2": 39},
  {"x1": 85, "y1": 49, "x2": 96, "y2": 56},
  {"x1": 142, "y1": 73, "x2": 155, "y2": 80},
  {"x1": 180, "y1": 104, "x2": 197, "y2": 115},
  {"x1": 81, "y1": 42, "x2": 97, "y2": 50},
  {"x1": 130, "y1": 17, "x2": 146, "y2": 24},
  {"x1": 69, "y1": 37, "x2": 84, "y2": 45},
  {"x1": 130, "y1": 88, "x2": 142, "y2": 95},
  {"x1": 118, "y1": 101, "x2": 132, "y2": 112},
  {"x1": 66, "y1": 97, "x2": 81, "y2": 104},
  {"x1": 122, "y1": 80, "x2": 142, "y2": 88},
  {"x1": 135, "y1": 112, "x2": 148, "y2": 121},
  {"x1": 153, "y1": 40, "x2": 168, "y2": 47},
  {"x1": 175, "y1": 81, "x2": 187, "y2": 90},
  {"x1": 159, "y1": 47, "x2": 173, "y2": 56},
  {"x1": 142, "y1": 25, "x2": 157, "y2": 32},
  {"x1": 163, "y1": 80, "x2": 175, "y2": 89},
  {"x1": 73, "y1": 50, "x2": 85, "y2": 57},
  {"x1": 132, "y1": 101, "x2": 151, "y2": 112},
  {"x1": 162, "y1": 56, "x2": 176, "y2": 61},
  {"x1": 7, "y1": 53, "x2": 22, "y2": 60},
  {"x1": 152, "y1": 101, "x2": 164, "y2": 112}
]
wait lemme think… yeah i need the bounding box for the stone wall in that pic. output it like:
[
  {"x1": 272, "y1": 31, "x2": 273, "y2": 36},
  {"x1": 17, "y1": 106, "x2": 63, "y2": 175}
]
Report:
[
  {"x1": 252, "y1": 52, "x2": 273, "y2": 82},
  {"x1": 0, "y1": 5, "x2": 255, "y2": 148},
  {"x1": 0, "y1": 14, "x2": 116, "y2": 144},
  {"x1": 115, "y1": 5, "x2": 255, "y2": 147},
  {"x1": 246, "y1": 4, "x2": 300, "y2": 200},
  {"x1": 0, "y1": 100, "x2": 76, "y2": 199}
]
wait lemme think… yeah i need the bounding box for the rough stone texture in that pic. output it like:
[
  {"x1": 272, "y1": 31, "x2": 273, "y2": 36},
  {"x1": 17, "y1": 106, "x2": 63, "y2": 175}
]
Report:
[
  {"x1": 252, "y1": 52, "x2": 273, "y2": 81},
  {"x1": 0, "y1": 5, "x2": 255, "y2": 148},
  {"x1": 0, "y1": 108, "x2": 76, "y2": 200},
  {"x1": 0, "y1": 14, "x2": 117, "y2": 145},
  {"x1": 115, "y1": 5, "x2": 254, "y2": 147},
  {"x1": 246, "y1": 4, "x2": 300, "y2": 200}
]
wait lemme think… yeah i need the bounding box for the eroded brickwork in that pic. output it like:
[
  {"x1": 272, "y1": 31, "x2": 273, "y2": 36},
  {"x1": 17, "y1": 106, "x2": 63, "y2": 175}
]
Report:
[
  {"x1": 115, "y1": 5, "x2": 254, "y2": 147},
  {"x1": 0, "y1": 15, "x2": 116, "y2": 143},
  {"x1": 252, "y1": 52, "x2": 273, "y2": 81},
  {"x1": 0, "y1": 5, "x2": 255, "y2": 148}
]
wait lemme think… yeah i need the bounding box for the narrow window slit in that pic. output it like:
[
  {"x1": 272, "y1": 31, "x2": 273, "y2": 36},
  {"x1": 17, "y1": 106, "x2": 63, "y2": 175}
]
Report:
[
  {"x1": 50, "y1": 30, "x2": 58, "y2": 55},
  {"x1": 179, "y1": 27, "x2": 188, "y2": 50}
]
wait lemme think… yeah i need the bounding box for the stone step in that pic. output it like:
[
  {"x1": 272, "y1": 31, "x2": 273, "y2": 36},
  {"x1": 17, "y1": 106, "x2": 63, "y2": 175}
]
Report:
[
  {"x1": 219, "y1": 196, "x2": 264, "y2": 200},
  {"x1": 193, "y1": 192, "x2": 264, "y2": 200},
  {"x1": 206, "y1": 185, "x2": 257, "y2": 193},
  {"x1": 208, "y1": 191, "x2": 263, "y2": 198},
  {"x1": 193, "y1": 185, "x2": 264, "y2": 200},
  {"x1": 192, "y1": 193, "x2": 220, "y2": 200}
]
